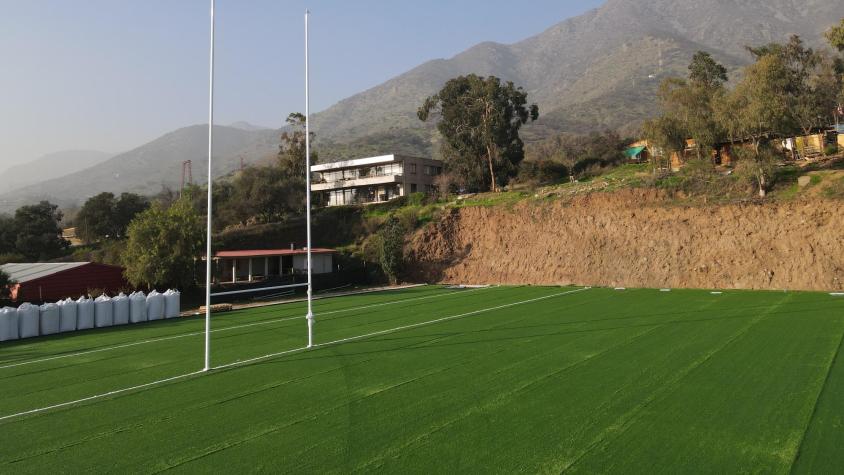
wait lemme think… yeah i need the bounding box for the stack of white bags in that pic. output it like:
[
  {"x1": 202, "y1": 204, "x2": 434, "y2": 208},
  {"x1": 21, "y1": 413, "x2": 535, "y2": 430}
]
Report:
[{"x1": 0, "y1": 289, "x2": 180, "y2": 342}]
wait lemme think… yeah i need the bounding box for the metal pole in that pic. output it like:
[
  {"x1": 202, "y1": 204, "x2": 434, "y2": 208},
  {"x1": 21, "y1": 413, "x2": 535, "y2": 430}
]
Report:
[
  {"x1": 305, "y1": 10, "x2": 314, "y2": 348},
  {"x1": 203, "y1": 0, "x2": 216, "y2": 372}
]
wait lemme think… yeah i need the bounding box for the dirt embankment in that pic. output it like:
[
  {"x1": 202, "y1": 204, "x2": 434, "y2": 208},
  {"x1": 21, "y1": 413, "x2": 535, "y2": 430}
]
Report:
[{"x1": 406, "y1": 190, "x2": 844, "y2": 291}]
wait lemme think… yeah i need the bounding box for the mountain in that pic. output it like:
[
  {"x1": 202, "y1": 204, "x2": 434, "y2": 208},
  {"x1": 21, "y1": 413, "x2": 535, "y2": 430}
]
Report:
[
  {"x1": 0, "y1": 150, "x2": 112, "y2": 193},
  {"x1": 229, "y1": 121, "x2": 272, "y2": 132},
  {"x1": 312, "y1": 0, "x2": 844, "y2": 160},
  {"x1": 0, "y1": 125, "x2": 280, "y2": 213},
  {"x1": 4, "y1": 0, "x2": 843, "y2": 211}
]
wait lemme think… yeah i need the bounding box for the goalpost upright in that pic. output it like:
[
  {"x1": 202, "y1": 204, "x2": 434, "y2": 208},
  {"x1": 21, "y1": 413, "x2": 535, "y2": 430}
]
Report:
[
  {"x1": 203, "y1": 0, "x2": 216, "y2": 372},
  {"x1": 304, "y1": 10, "x2": 315, "y2": 348}
]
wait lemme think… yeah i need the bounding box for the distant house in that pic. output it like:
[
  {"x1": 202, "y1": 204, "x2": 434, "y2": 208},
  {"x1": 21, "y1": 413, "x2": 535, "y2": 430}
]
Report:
[
  {"x1": 311, "y1": 154, "x2": 444, "y2": 207},
  {"x1": 208, "y1": 248, "x2": 336, "y2": 284},
  {"x1": 624, "y1": 141, "x2": 649, "y2": 162},
  {"x1": 61, "y1": 227, "x2": 83, "y2": 247},
  {"x1": 1, "y1": 262, "x2": 128, "y2": 302}
]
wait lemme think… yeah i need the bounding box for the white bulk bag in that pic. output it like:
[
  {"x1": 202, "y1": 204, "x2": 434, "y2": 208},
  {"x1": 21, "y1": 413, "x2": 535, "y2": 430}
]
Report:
[
  {"x1": 94, "y1": 295, "x2": 113, "y2": 328},
  {"x1": 129, "y1": 291, "x2": 147, "y2": 324},
  {"x1": 146, "y1": 290, "x2": 164, "y2": 321},
  {"x1": 58, "y1": 298, "x2": 77, "y2": 332},
  {"x1": 164, "y1": 289, "x2": 181, "y2": 319},
  {"x1": 39, "y1": 303, "x2": 61, "y2": 336},
  {"x1": 17, "y1": 303, "x2": 39, "y2": 339},
  {"x1": 0, "y1": 307, "x2": 18, "y2": 342},
  {"x1": 76, "y1": 297, "x2": 95, "y2": 330},
  {"x1": 112, "y1": 293, "x2": 130, "y2": 326}
]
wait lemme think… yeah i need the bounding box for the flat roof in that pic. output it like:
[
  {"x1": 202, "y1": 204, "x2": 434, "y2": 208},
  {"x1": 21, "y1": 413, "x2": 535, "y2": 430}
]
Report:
[
  {"x1": 214, "y1": 249, "x2": 336, "y2": 258},
  {"x1": 311, "y1": 154, "x2": 438, "y2": 173},
  {"x1": 311, "y1": 154, "x2": 399, "y2": 172},
  {"x1": 0, "y1": 262, "x2": 90, "y2": 283}
]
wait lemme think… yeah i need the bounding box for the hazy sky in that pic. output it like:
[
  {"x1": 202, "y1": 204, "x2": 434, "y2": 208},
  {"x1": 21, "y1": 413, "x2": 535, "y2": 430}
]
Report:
[{"x1": 0, "y1": 0, "x2": 603, "y2": 171}]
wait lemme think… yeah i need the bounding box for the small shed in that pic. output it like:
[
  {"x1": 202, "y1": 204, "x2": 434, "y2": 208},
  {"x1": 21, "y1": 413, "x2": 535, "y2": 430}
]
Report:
[
  {"x1": 1, "y1": 262, "x2": 128, "y2": 303},
  {"x1": 210, "y1": 249, "x2": 336, "y2": 284}
]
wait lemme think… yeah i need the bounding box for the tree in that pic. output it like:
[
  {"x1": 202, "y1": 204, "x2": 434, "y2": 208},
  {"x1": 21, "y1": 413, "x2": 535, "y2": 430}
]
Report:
[
  {"x1": 746, "y1": 35, "x2": 839, "y2": 136},
  {"x1": 76, "y1": 192, "x2": 117, "y2": 242},
  {"x1": 76, "y1": 192, "x2": 149, "y2": 242},
  {"x1": 689, "y1": 51, "x2": 728, "y2": 89},
  {"x1": 642, "y1": 116, "x2": 687, "y2": 173},
  {"x1": 418, "y1": 75, "x2": 539, "y2": 192},
  {"x1": 378, "y1": 216, "x2": 406, "y2": 285},
  {"x1": 0, "y1": 214, "x2": 15, "y2": 255},
  {"x1": 716, "y1": 54, "x2": 794, "y2": 197},
  {"x1": 826, "y1": 18, "x2": 844, "y2": 52},
  {"x1": 13, "y1": 201, "x2": 69, "y2": 260},
  {"x1": 113, "y1": 193, "x2": 150, "y2": 237},
  {"x1": 122, "y1": 198, "x2": 204, "y2": 289},
  {"x1": 278, "y1": 112, "x2": 317, "y2": 179},
  {"x1": 826, "y1": 19, "x2": 844, "y2": 112},
  {"x1": 0, "y1": 268, "x2": 13, "y2": 300},
  {"x1": 792, "y1": 52, "x2": 841, "y2": 136}
]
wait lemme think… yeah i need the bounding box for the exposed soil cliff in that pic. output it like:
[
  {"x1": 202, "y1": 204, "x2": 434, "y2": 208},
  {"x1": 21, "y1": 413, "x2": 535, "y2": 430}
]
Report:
[{"x1": 407, "y1": 190, "x2": 844, "y2": 291}]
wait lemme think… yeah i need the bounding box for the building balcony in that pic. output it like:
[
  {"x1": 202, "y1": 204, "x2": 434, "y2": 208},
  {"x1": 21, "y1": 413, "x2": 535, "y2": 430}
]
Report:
[{"x1": 312, "y1": 174, "x2": 402, "y2": 191}]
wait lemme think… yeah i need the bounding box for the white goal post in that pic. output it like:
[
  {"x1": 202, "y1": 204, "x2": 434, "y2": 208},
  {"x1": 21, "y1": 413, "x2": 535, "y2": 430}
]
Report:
[{"x1": 202, "y1": 3, "x2": 316, "y2": 371}]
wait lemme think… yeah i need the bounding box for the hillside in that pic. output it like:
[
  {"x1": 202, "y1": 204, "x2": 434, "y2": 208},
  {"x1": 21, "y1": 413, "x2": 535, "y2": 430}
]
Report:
[
  {"x1": 0, "y1": 125, "x2": 280, "y2": 213},
  {"x1": 407, "y1": 189, "x2": 844, "y2": 291},
  {"x1": 313, "y1": 0, "x2": 844, "y2": 159},
  {"x1": 5, "y1": 0, "x2": 843, "y2": 210},
  {"x1": 0, "y1": 150, "x2": 112, "y2": 193}
]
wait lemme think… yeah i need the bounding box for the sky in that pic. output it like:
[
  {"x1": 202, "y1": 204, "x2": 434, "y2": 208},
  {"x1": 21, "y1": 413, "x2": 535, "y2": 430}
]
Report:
[{"x1": 0, "y1": 0, "x2": 604, "y2": 171}]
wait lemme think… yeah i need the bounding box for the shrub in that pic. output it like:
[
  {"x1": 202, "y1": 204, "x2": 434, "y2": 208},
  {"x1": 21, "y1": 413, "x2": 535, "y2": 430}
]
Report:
[
  {"x1": 407, "y1": 192, "x2": 428, "y2": 207},
  {"x1": 0, "y1": 253, "x2": 26, "y2": 265},
  {"x1": 395, "y1": 207, "x2": 419, "y2": 230},
  {"x1": 824, "y1": 144, "x2": 839, "y2": 156}
]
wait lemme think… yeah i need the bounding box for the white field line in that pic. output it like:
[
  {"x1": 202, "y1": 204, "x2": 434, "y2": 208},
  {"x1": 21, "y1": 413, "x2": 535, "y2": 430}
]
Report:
[
  {"x1": 214, "y1": 287, "x2": 591, "y2": 370},
  {"x1": 0, "y1": 371, "x2": 205, "y2": 423},
  {"x1": 0, "y1": 287, "x2": 589, "y2": 423},
  {"x1": 0, "y1": 286, "x2": 493, "y2": 371}
]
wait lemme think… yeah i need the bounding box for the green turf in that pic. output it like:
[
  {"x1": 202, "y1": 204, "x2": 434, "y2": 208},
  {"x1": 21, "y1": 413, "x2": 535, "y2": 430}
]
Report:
[{"x1": 1, "y1": 285, "x2": 843, "y2": 473}]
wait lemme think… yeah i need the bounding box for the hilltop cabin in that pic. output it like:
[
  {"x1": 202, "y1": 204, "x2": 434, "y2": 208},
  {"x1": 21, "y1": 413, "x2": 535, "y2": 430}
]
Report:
[
  {"x1": 627, "y1": 129, "x2": 841, "y2": 172},
  {"x1": 0, "y1": 262, "x2": 128, "y2": 303},
  {"x1": 208, "y1": 248, "x2": 336, "y2": 284},
  {"x1": 311, "y1": 154, "x2": 444, "y2": 207}
]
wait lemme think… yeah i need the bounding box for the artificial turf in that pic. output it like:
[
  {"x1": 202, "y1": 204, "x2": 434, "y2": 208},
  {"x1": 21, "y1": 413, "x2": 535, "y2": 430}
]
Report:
[{"x1": 0, "y1": 285, "x2": 843, "y2": 473}]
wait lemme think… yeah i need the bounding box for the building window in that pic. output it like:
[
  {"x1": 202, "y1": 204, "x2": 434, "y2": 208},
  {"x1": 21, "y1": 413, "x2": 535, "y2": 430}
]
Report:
[
  {"x1": 411, "y1": 183, "x2": 417, "y2": 193},
  {"x1": 410, "y1": 163, "x2": 417, "y2": 174}
]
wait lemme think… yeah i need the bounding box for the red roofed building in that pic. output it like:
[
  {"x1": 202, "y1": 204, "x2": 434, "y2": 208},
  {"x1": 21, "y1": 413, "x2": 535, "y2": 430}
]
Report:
[
  {"x1": 1, "y1": 262, "x2": 128, "y2": 303},
  {"x1": 209, "y1": 248, "x2": 336, "y2": 284}
]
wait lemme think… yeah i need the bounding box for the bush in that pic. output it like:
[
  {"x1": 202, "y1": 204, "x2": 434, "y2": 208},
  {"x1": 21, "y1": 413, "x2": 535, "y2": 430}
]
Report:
[
  {"x1": 824, "y1": 144, "x2": 839, "y2": 156},
  {"x1": 516, "y1": 160, "x2": 568, "y2": 186},
  {"x1": 0, "y1": 253, "x2": 26, "y2": 265},
  {"x1": 395, "y1": 207, "x2": 419, "y2": 230},
  {"x1": 407, "y1": 192, "x2": 428, "y2": 207}
]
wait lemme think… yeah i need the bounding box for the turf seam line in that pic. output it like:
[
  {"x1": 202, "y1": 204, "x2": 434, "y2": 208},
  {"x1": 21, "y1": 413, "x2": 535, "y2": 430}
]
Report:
[
  {"x1": 213, "y1": 287, "x2": 590, "y2": 371},
  {"x1": 559, "y1": 293, "x2": 790, "y2": 473},
  {"x1": 787, "y1": 316, "x2": 844, "y2": 474},
  {"x1": 0, "y1": 287, "x2": 585, "y2": 423},
  {"x1": 0, "y1": 286, "x2": 493, "y2": 371}
]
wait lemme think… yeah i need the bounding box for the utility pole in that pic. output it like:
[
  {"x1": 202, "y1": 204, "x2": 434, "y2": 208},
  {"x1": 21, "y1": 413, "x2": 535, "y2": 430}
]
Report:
[{"x1": 180, "y1": 160, "x2": 193, "y2": 197}]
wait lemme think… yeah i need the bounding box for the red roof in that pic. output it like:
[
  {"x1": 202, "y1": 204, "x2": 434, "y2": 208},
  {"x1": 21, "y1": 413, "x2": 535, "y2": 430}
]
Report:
[{"x1": 214, "y1": 248, "x2": 336, "y2": 258}]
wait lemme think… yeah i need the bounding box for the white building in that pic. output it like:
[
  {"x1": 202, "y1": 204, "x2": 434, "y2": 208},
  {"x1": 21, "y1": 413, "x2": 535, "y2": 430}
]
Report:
[
  {"x1": 210, "y1": 248, "x2": 335, "y2": 284},
  {"x1": 311, "y1": 154, "x2": 444, "y2": 207}
]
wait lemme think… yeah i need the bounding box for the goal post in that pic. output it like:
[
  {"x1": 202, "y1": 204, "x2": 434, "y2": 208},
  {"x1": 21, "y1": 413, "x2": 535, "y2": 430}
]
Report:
[{"x1": 201, "y1": 4, "x2": 317, "y2": 371}]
